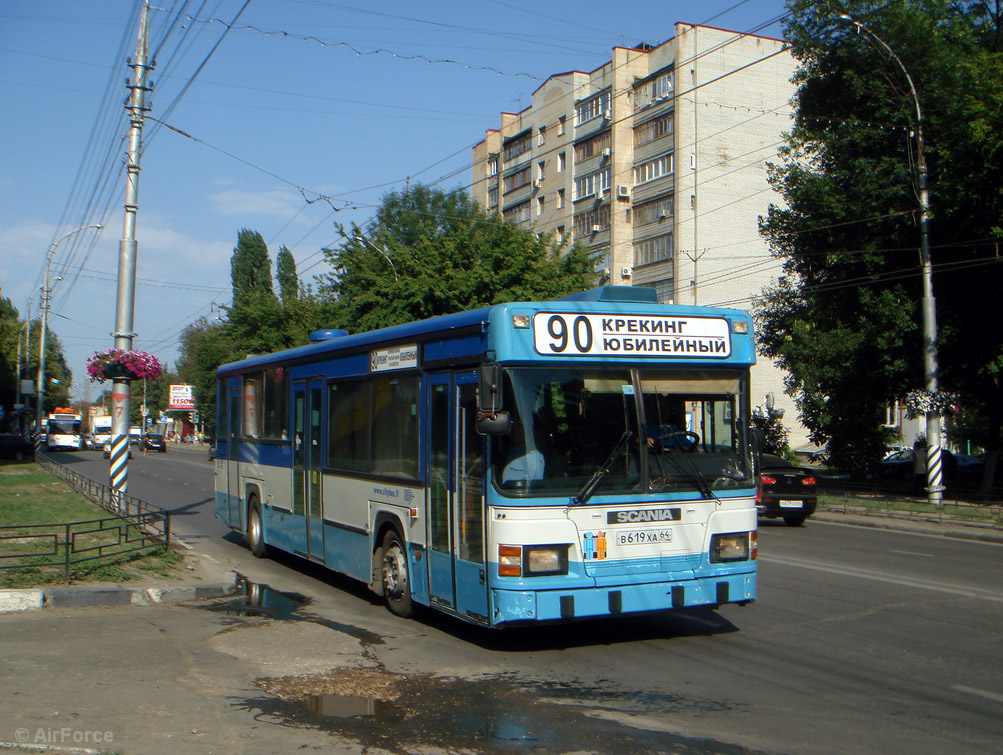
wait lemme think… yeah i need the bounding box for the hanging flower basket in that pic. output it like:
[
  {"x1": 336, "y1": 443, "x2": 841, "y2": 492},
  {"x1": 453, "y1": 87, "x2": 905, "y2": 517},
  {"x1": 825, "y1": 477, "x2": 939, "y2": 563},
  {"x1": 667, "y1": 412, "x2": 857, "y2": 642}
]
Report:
[{"x1": 87, "y1": 349, "x2": 163, "y2": 384}]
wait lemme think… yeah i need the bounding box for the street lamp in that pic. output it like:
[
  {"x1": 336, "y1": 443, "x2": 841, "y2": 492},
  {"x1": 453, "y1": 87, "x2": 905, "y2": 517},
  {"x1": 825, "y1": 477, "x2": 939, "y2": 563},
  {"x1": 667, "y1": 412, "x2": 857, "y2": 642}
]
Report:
[
  {"x1": 353, "y1": 233, "x2": 399, "y2": 281},
  {"x1": 839, "y1": 15, "x2": 944, "y2": 505},
  {"x1": 34, "y1": 224, "x2": 103, "y2": 450}
]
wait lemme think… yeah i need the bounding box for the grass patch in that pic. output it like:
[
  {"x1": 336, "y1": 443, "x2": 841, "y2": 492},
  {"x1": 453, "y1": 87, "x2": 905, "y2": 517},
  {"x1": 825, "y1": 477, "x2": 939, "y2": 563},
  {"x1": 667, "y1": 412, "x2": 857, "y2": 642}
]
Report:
[
  {"x1": 0, "y1": 464, "x2": 182, "y2": 588},
  {"x1": 818, "y1": 493, "x2": 1003, "y2": 526}
]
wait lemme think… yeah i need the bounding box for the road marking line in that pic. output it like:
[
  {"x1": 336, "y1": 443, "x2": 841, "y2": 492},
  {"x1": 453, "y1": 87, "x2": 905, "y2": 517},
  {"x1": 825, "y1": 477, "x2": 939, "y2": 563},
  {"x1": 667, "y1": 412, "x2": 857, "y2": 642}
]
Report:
[
  {"x1": 951, "y1": 685, "x2": 1003, "y2": 704},
  {"x1": 891, "y1": 550, "x2": 934, "y2": 558},
  {"x1": 759, "y1": 554, "x2": 1003, "y2": 603}
]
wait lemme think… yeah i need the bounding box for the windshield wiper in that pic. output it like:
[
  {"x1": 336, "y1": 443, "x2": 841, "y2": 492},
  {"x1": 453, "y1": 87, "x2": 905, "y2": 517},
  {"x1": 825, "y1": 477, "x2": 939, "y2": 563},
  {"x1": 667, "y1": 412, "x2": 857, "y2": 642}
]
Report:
[
  {"x1": 572, "y1": 429, "x2": 633, "y2": 506},
  {"x1": 648, "y1": 446, "x2": 715, "y2": 500}
]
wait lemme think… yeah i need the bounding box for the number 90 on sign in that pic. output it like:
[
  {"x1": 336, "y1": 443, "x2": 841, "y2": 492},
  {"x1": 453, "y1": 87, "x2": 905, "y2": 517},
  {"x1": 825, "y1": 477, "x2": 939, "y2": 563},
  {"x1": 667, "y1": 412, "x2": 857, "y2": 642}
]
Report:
[{"x1": 536, "y1": 314, "x2": 595, "y2": 355}]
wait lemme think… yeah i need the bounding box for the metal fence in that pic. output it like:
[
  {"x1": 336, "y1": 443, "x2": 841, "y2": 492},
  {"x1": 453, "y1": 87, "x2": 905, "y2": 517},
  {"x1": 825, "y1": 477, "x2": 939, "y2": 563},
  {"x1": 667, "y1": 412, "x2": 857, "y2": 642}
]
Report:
[{"x1": 1, "y1": 455, "x2": 171, "y2": 584}]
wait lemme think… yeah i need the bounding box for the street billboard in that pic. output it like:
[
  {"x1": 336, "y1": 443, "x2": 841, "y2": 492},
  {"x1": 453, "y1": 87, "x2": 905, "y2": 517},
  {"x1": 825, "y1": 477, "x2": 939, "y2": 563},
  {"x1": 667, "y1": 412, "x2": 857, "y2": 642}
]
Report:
[{"x1": 169, "y1": 384, "x2": 196, "y2": 411}]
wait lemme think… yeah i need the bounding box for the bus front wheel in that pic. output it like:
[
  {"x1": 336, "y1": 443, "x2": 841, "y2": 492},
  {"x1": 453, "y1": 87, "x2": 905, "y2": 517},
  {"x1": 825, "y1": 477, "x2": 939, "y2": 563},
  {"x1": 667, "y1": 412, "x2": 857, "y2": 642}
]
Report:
[
  {"x1": 381, "y1": 529, "x2": 413, "y2": 618},
  {"x1": 247, "y1": 497, "x2": 268, "y2": 558}
]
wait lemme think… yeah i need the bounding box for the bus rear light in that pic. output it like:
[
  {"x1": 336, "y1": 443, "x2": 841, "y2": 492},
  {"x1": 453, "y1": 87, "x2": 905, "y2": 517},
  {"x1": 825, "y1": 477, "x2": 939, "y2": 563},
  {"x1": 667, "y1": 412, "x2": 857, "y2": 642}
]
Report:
[
  {"x1": 750, "y1": 530, "x2": 758, "y2": 560},
  {"x1": 498, "y1": 545, "x2": 522, "y2": 577},
  {"x1": 710, "y1": 532, "x2": 750, "y2": 563}
]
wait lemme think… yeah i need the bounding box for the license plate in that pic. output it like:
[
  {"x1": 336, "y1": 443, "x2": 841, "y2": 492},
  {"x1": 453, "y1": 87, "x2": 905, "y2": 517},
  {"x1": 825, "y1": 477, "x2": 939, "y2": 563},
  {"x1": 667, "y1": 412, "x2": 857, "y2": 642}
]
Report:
[
  {"x1": 616, "y1": 529, "x2": 672, "y2": 546},
  {"x1": 779, "y1": 500, "x2": 802, "y2": 509}
]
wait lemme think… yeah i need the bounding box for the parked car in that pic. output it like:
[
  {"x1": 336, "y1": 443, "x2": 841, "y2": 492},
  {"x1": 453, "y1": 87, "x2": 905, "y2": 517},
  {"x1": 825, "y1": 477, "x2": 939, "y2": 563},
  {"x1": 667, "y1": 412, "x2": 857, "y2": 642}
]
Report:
[
  {"x1": 141, "y1": 433, "x2": 167, "y2": 453},
  {"x1": 757, "y1": 453, "x2": 817, "y2": 527},
  {"x1": 876, "y1": 449, "x2": 985, "y2": 482},
  {"x1": 0, "y1": 433, "x2": 35, "y2": 461}
]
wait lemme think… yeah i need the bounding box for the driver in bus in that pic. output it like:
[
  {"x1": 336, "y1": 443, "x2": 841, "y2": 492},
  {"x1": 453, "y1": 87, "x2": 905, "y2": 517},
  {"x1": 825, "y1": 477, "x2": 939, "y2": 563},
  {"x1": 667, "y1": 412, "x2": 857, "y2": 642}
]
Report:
[{"x1": 502, "y1": 414, "x2": 546, "y2": 483}]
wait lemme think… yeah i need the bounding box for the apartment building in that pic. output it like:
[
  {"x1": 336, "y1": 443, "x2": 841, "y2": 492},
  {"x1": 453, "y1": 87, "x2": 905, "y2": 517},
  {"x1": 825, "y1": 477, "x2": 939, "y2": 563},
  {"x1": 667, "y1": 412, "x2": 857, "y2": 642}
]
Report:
[{"x1": 471, "y1": 23, "x2": 807, "y2": 447}]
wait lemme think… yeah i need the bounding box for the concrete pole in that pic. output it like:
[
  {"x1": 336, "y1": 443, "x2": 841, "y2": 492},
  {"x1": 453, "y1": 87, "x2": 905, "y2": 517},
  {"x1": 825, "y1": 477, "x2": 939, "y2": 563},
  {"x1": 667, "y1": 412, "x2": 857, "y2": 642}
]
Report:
[
  {"x1": 840, "y1": 15, "x2": 944, "y2": 505},
  {"x1": 110, "y1": 1, "x2": 151, "y2": 504},
  {"x1": 34, "y1": 225, "x2": 103, "y2": 452}
]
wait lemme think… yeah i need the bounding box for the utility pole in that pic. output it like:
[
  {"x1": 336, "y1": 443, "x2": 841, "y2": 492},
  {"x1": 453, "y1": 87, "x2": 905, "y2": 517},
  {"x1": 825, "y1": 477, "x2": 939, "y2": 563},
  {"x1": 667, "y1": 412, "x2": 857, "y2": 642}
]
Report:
[
  {"x1": 840, "y1": 15, "x2": 944, "y2": 506},
  {"x1": 34, "y1": 224, "x2": 103, "y2": 453},
  {"x1": 109, "y1": 1, "x2": 152, "y2": 505}
]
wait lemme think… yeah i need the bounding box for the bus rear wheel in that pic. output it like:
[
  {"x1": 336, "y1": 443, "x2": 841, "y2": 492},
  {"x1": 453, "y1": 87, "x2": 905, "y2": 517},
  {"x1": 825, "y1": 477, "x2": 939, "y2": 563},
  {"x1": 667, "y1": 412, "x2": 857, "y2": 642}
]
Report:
[
  {"x1": 381, "y1": 529, "x2": 413, "y2": 618},
  {"x1": 247, "y1": 497, "x2": 268, "y2": 558}
]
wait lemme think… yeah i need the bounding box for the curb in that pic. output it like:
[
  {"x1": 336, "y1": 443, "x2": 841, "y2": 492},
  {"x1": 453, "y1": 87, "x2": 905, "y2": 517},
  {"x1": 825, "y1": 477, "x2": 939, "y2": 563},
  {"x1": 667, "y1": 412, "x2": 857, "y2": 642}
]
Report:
[
  {"x1": 812, "y1": 510, "x2": 1003, "y2": 544},
  {"x1": 0, "y1": 552, "x2": 239, "y2": 615}
]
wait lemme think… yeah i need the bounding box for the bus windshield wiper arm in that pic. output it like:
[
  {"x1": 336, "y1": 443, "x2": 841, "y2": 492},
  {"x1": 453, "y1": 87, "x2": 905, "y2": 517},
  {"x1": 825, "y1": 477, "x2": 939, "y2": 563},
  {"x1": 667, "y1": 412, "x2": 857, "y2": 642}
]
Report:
[
  {"x1": 572, "y1": 429, "x2": 633, "y2": 506},
  {"x1": 650, "y1": 447, "x2": 715, "y2": 500}
]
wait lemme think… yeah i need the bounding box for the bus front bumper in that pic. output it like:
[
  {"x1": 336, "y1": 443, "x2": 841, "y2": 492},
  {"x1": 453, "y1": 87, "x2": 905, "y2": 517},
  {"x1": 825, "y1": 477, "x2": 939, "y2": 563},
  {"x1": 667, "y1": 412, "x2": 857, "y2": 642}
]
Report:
[{"x1": 491, "y1": 570, "x2": 756, "y2": 626}]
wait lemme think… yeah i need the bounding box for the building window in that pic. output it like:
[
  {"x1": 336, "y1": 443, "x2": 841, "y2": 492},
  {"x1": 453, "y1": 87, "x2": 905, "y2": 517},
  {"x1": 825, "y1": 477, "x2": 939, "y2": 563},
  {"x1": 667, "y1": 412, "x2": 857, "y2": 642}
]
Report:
[
  {"x1": 556, "y1": 188, "x2": 565, "y2": 209},
  {"x1": 633, "y1": 195, "x2": 674, "y2": 226},
  {"x1": 537, "y1": 161, "x2": 546, "y2": 182},
  {"x1": 634, "y1": 68, "x2": 674, "y2": 109},
  {"x1": 633, "y1": 232, "x2": 674, "y2": 266},
  {"x1": 503, "y1": 132, "x2": 532, "y2": 164},
  {"x1": 503, "y1": 201, "x2": 532, "y2": 224},
  {"x1": 536, "y1": 195, "x2": 545, "y2": 216},
  {"x1": 634, "y1": 113, "x2": 673, "y2": 147},
  {"x1": 488, "y1": 185, "x2": 498, "y2": 208},
  {"x1": 574, "y1": 169, "x2": 610, "y2": 200},
  {"x1": 574, "y1": 131, "x2": 611, "y2": 163},
  {"x1": 573, "y1": 204, "x2": 611, "y2": 236},
  {"x1": 538, "y1": 125, "x2": 546, "y2": 146},
  {"x1": 558, "y1": 116, "x2": 566, "y2": 135},
  {"x1": 557, "y1": 151, "x2": 565, "y2": 173},
  {"x1": 503, "y1": 166, "x2": 531, "y2": 194},
  {"x1": 633, "y1": 153, "x2": 673, "y2": 185},
  {"x1": 557, "y1": 225, "x2": 566, "y2": 243},
  {"x1": 488, "y1": 155, "x2": 499, "y2": 176},
  {"x1": 575, "y1": 91, "x2": 611, "y2": 125}
]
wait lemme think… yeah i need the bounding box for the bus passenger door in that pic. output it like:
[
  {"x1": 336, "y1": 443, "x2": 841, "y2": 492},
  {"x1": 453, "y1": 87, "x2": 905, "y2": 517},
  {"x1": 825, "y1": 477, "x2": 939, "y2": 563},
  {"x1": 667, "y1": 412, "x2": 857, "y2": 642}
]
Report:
[
  {"x1": 293, "y1": 379, "x2": 325, "y2": 561},
  {"x1": 427, "y1": 372, "x2": 488, "y2": 623},
  {"x1": 226, "y1": 386, "x2": 242, "y2": 529}
]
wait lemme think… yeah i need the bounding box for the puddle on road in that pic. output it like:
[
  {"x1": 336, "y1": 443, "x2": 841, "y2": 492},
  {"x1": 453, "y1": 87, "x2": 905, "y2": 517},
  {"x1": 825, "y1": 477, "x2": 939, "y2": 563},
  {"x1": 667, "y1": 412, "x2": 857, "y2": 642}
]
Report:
[
  {"x1": 202, "y1": 577, "x2": 384, "y2": 646},
  {"x1": 241, "y1": 667, "x2": 754, "y2": 755}
]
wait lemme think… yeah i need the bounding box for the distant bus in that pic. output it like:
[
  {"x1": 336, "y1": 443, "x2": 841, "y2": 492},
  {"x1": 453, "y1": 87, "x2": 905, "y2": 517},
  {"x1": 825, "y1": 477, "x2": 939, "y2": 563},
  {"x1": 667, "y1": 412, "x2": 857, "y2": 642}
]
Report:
[
  {"x1": 214, "y1": 286, "x2": 759, "y2": 628},
  {"x1": 46, "y1": 409, "x2": 82, "y2": 451}
]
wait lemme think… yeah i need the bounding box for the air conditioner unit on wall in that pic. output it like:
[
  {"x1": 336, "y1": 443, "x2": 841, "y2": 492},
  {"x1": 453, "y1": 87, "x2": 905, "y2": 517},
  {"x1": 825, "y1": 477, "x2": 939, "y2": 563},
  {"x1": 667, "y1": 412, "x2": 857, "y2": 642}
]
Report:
[
  {"x1": 621, "y1": 267, "x2": 633, "y2": 278},
  {"x1": 602, "y1": 148, "x2": 611, "y2": 158},
  {"x1": 597, "y1": 189, "x2": 606, "y2": 200},
  {"x1": 591, "y1": 224, "x2": 601, "y2": 233},
  {"x1": 616, "y1": 184, "x2": 630, "y2": 199},
  {"x1": 533, "y1": 179, "x2": 542, "y2": 188}
]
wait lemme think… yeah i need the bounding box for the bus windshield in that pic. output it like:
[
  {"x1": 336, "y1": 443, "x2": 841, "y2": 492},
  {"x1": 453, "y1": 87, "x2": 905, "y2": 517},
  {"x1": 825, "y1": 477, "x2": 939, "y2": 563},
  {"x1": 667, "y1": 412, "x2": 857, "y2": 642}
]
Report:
[
  {"x1": 48, "y1": 419, "x2": 81, "y2": 435},
  {"x1": 490, "y1": 367, "x2": 753, "y2": 498}
]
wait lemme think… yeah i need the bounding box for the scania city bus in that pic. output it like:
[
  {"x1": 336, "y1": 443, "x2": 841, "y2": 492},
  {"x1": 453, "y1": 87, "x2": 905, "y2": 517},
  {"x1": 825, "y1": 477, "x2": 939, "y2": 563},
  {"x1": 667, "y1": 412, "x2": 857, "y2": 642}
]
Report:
[{"x1": 214, "y1": 286, "x2": 758, "y2": 627}]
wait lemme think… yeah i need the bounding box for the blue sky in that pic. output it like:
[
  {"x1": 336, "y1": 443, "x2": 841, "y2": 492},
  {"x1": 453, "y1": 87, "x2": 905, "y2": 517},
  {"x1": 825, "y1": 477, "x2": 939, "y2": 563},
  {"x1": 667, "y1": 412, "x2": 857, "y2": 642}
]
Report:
[{"x1": 0, "y1": 0, "x2": 789, "y2": 400}]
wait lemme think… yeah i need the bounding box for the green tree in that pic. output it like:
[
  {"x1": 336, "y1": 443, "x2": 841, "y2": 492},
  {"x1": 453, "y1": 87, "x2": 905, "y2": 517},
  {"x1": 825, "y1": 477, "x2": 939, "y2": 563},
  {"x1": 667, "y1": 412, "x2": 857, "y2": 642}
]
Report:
[
  {"x1": 758, "y1": 0, "x2": 1003, "y2": 483},
  {"x1": 275, "y1": 245, "x2": 299, "y2": 307},
  {"x1": 225, "y1": 229, "x2": 285, "y2": 357},
  {"x1": 176, "y1": 317, "x2": 234, "y2": 440},
  {"x1": 318, "y1": 184, "x2": 599, "y2": 331}
]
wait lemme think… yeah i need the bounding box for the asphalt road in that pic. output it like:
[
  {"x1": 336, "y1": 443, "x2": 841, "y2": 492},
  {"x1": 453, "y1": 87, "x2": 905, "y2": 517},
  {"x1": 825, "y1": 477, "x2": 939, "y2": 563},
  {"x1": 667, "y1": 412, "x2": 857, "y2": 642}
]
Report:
[{"x1": 47, "y1": 448, "x2": 1003, "y2": 754}]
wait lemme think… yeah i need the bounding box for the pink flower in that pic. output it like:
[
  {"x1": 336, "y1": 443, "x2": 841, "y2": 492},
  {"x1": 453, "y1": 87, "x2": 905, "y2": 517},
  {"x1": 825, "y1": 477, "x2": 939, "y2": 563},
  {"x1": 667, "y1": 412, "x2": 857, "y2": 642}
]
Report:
[{"x1": 87, "y1": 349, "x2": 163, "y2": 383}]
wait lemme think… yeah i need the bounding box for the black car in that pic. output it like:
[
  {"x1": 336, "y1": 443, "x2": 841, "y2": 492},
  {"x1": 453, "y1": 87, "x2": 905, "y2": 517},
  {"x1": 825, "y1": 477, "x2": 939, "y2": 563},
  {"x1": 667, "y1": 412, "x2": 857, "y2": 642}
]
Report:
[
  {"x1": 0, "y1": 434, "x2": 35, "y2": 461},
  {"x1": 757, "y1": 453, "x2": 817, "y2": 527},
  {"x1": 142, "y1": 433, "x2": 167, "y2": 453}
]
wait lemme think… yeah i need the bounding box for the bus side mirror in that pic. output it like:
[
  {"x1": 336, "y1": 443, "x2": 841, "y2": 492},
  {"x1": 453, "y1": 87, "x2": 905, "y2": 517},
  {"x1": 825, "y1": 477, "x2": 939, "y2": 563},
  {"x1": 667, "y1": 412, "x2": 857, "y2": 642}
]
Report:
[
  {"x1": 750, "y1": 428, "x2": 765, "y2": 453},
  {"x1": 478, "y1": 363, "x2": 504, "y2": 413},
  {"x1": 476, "y1": 410, "x2": 512, "y2": 435},
  {"x1": 476, "y1": 363, "x2": 511, "y2": 434}
]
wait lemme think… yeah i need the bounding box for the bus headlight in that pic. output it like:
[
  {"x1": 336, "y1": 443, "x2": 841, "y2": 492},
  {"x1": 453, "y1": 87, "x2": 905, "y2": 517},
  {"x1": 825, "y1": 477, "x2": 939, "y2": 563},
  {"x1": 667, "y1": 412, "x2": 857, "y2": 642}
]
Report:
[
  {"x1": 709, "y1": 533, "x2": 750, "y2": 563},
  {"x1": 498, "y1": 545, "x2": 569, "y2": 577},
  {"x1": 525, "y1": 545, "x2": 568, "y2": 575}
]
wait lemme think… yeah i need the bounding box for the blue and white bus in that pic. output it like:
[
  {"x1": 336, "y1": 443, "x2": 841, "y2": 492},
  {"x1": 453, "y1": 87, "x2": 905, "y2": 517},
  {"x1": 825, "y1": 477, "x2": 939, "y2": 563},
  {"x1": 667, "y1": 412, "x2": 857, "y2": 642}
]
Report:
[{"x1": 214, "y1": 286, "x2": 758, "y2": 627}]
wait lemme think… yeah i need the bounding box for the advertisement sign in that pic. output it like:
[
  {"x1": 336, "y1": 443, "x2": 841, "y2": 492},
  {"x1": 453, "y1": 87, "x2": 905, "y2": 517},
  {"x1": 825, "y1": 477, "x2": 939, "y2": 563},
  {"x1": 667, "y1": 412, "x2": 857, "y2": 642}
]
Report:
[{"x1": 169, "y1": 384, "x2": 196, "y2": 411}]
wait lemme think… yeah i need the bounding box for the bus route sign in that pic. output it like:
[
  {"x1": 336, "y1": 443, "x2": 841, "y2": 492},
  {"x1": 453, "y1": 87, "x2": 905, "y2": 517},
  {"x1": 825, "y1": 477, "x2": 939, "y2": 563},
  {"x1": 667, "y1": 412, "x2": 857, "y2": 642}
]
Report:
[{"x1": 532, "y1": 312, "x2": 731, "y2": 358}]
